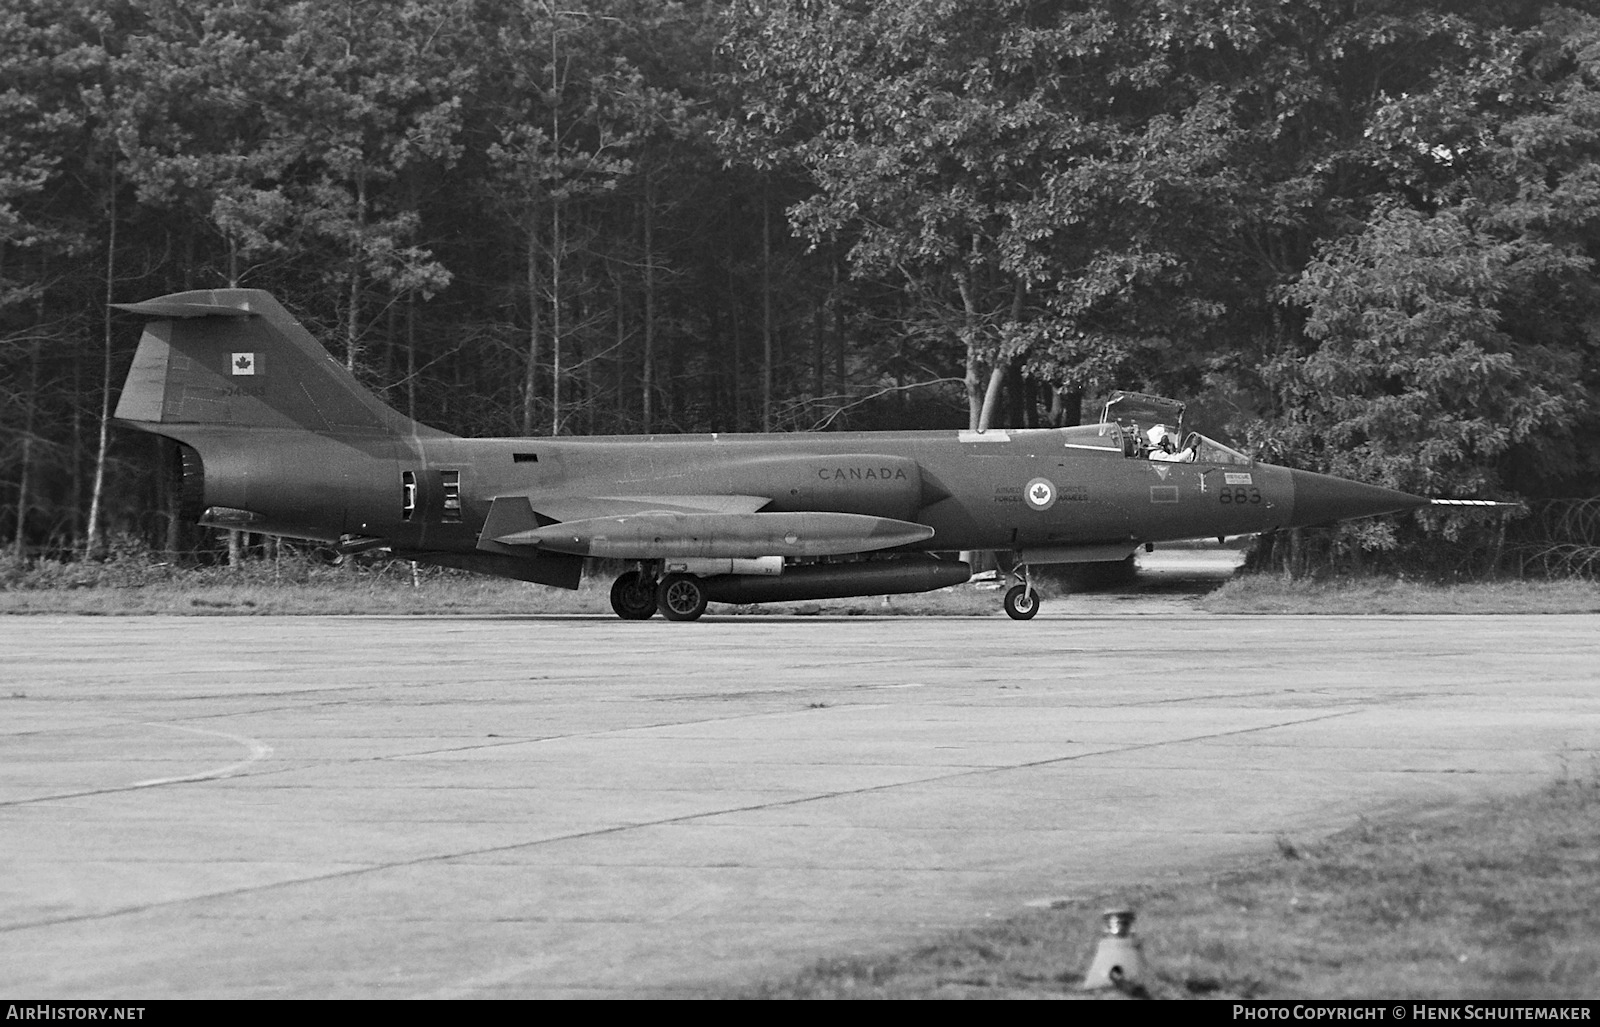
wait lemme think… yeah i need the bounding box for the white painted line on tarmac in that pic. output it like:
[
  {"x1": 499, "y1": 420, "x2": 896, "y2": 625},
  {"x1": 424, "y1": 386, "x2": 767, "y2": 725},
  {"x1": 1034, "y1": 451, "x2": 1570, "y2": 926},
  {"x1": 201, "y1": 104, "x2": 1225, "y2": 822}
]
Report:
[
  {"x1": 129, "y1": 723, "x2": 274, "y2": 787},
  {"x1": 0, "y1": 723, "x2": 274, "y2": 808}
]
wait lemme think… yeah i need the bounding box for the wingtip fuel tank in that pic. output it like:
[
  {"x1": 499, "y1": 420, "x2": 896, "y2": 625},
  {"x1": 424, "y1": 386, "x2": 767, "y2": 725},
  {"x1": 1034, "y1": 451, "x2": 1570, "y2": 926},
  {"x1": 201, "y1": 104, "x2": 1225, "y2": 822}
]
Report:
[{"x1": 499, "y1": 511, "x2": 936, "y2": 559}]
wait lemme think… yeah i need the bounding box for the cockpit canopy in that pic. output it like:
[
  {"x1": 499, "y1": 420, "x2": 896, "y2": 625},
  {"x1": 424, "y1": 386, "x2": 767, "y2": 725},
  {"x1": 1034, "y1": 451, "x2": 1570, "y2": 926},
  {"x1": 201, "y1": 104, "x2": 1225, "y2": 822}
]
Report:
[
  {"x1": 1097, "y1": 390, "x2": 1252, "y2": 466},
  {"x1": 1102, "y1": 391, "x2": 1185, "y2": 433}
]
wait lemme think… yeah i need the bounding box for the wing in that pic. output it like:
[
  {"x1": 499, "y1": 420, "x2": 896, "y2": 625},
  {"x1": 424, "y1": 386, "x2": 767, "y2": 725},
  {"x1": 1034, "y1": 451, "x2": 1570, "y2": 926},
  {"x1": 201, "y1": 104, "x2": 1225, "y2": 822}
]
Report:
[{"x1": 530, "y1": 494, "x2": 771, "y2": 521}]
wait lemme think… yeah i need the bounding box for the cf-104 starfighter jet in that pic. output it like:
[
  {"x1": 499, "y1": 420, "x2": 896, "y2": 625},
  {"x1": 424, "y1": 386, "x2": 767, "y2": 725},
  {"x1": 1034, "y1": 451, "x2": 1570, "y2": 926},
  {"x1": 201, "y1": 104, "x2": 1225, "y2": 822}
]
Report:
[{"x1": 112, "y1": 289, "x2": 1433, "y2": 621}]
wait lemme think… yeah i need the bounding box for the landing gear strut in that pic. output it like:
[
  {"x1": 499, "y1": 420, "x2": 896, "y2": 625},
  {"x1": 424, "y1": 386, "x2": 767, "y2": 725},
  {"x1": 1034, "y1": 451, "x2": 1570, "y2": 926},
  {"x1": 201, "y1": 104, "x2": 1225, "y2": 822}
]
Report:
[
  {"x1": 656, "y1": 572, "x2": 708, "y2": 622},
  {"x1": 1004, "y1": 564, "x2": 1039, "y2": 620},
  {"x1": 609, "y1": 568, "x2": 658, "y2": 620}
]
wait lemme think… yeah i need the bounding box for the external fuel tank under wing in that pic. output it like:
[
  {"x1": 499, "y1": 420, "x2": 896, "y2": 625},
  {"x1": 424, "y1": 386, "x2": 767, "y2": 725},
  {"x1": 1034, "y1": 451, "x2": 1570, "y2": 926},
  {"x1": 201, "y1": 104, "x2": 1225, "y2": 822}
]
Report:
[{"x1": 110, "y1": 288, "x2": 1430, "y2": 621}]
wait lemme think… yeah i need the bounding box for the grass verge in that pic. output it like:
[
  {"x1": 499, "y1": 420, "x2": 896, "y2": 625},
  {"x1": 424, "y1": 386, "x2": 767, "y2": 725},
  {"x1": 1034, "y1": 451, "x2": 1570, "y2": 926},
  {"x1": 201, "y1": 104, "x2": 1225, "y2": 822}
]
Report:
[
  {"x1": 730, "y1": 778, "x2": 1600, "y2": 999},
  {"x1": 3, "y1": 545, "x2": 1597, "y2": 616},
  {"x1": 1198, "y1": 577, "x2": 1600, "y2": 615},
  {"x1": 0, "y1": 569, "x2": 1002, "y2": 617}
]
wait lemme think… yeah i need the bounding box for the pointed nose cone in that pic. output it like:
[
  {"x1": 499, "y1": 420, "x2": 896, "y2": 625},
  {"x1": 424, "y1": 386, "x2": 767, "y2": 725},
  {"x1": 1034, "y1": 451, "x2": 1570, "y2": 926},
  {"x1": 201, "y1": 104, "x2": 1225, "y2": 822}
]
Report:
[{"x1": 1288, "y1": 469, "x2": 1429, "y2": 527}]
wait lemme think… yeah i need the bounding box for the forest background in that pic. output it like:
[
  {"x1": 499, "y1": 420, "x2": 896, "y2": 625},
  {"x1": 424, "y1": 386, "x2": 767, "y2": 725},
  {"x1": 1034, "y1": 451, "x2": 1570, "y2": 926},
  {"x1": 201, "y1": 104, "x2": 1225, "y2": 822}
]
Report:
[{"x1": 4, "y1": 0, "x2": 1600, "y2": 577}]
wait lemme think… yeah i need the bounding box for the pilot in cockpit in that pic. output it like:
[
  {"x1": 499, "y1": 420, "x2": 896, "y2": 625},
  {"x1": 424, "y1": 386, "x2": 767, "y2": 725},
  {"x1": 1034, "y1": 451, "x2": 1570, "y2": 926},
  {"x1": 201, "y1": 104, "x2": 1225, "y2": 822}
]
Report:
[{"x1": 1147, "y1": 425, "x2": 1195, "y2": 462}]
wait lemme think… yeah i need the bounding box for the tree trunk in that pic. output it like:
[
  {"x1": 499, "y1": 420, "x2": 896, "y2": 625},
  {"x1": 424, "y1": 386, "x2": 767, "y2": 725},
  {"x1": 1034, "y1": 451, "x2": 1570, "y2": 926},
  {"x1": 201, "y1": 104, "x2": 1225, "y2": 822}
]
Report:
[
  {"x1": 832, "y1": 259, "x2": 844, "y2": 393},
  {"x1": 643, "y1": 178, "x2": 656, "y2": 433},
  {"x1": 1005, "y1": 361, "x2": 1026, "y2": 428},
  {"x1": 85, "y1": 161, "x2": 117, "y2": 559},
  {"x1": 811, "y1": 304, "x2": 824, "y2": 409},
  {"x1": 614, "y1": 272, "x2": 628, "y2": 430},
  {"x1": 1055, "y1": 388, "x2": 1083, "y2": 427},
  {"x1": 406, "y1": 293, "x2": 417, "y2": 421},
  {"x1": 71, "y1": 343, "x2": 83, "y2": 546},
  {"x1": 13, "y1": 336, "x2": 39, "y2": 561},
  {"x1": 994, "y1": 279, "x2": 1025, "y2": 429},
  {"x1": 13, "y1": 246, "x2": 40, "y2": 560},
  {"x1": 761, "y1": 187, "x2": 773, "y2": 431},
  {"x1": 162, "y1": 438, "x2": 182, "y2": 559},
  {"x1": 958, "y1": 270, "x2": 982, "y2": 431},
  {"x1": 551, "y1": 195, "x2": 563, "y2": 435},
  {"x1": 976, "y1": 361, "x2": 1008, "y2": 431},
  {"x1": 729, "y1": 197, "x2": 743, "y2": 429},
  {"x1": 346, "y1": 170, "x2": 367, "y2": 373},
  {"x1": 521, "y1": 224, "x2": 541, "y2": 436},
  {"x1": 1491, "y1": 511, "x2": 1509, "y2": 579}
]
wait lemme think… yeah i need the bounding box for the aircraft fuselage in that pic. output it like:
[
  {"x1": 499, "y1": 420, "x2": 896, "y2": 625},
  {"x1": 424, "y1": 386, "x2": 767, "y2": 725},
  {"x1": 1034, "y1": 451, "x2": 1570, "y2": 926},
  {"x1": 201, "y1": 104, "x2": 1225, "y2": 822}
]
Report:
[{"x1": 175, "y1": 421, "x2": 1361, "y2": 565}]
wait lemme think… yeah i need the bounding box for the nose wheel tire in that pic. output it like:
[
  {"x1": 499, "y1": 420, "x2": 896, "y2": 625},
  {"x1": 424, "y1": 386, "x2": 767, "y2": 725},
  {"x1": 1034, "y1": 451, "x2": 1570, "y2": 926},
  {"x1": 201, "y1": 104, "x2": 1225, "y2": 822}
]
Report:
[
  {"x1": 1003, "y1": 584, "x2": 1039, "y2": 620},
  {"x1": 609, "y1": 570, "x2": 658, "y2": 620},
  {"x1": 657, "y1": 573, "x2": 709, "y2": 622}
]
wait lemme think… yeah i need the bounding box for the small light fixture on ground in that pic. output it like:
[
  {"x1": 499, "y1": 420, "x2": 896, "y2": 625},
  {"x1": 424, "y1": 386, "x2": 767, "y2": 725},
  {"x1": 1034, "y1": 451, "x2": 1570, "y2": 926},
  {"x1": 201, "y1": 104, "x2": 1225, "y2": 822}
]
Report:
[{"x1": 1081, "y1": 907, "x2": 1146, "y2": 991}]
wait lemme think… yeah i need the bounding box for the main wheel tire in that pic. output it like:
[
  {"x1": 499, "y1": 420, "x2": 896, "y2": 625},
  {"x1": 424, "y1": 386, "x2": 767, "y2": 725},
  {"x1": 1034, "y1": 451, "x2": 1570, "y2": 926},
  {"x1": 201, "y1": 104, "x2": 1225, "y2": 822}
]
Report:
[
  {"x1": 609, "y1": 571, "x2": 658, "y2": 620},
  {"x1": 1003, "y1": 584, "x2": 1040, "y2": 620},
  {"x1": 657, "y1": 573, "x2": 708, "y2": 622}
]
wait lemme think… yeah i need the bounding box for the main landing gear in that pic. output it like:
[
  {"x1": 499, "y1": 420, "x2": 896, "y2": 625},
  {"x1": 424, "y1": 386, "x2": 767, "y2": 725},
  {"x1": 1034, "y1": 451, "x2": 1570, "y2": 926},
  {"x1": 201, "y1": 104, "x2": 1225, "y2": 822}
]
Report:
[
  {"x1": 656, "y1": 573, "x2": 709, "y2": 622},
  {"x1": 608, "y1": 567, "x2": 711, "y2": 622},
  {"x1": 608, "y1": 569, "x2": 658, "y2": 620}
]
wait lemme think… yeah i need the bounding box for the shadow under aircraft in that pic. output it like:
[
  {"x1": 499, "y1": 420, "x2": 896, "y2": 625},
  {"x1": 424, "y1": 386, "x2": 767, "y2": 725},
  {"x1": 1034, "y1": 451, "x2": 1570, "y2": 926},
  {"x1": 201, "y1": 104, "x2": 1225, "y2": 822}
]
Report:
[{"x1": 113, "y1": 289, "x2": 1444, "y2": 621}]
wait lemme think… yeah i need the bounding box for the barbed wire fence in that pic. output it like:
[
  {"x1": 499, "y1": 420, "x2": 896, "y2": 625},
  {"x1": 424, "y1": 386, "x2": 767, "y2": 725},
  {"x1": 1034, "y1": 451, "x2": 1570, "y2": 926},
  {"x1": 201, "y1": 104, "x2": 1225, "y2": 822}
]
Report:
[{"x1": 1508, "y1": 498, "x2": 1600, "y2": 580}]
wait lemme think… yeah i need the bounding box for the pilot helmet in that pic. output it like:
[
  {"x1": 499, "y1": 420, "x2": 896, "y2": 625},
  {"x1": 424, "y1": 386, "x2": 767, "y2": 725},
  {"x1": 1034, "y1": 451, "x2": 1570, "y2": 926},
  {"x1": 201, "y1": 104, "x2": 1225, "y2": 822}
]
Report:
[{"x1": 1147, "y1": 425, "x2": 1176, "y2": 451}]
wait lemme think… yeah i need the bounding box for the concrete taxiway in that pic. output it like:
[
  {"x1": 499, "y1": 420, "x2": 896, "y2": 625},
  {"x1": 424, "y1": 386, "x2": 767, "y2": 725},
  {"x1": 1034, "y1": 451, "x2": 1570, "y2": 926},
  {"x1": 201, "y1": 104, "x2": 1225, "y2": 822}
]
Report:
[{"x1": 3, "y1": 608, "x2": 1599, "y2": 997}]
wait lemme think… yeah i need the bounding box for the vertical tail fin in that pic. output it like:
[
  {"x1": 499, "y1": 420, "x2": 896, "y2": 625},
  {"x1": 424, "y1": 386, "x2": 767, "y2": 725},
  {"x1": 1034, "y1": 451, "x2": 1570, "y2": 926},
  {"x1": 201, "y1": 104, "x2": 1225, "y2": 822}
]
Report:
[{"x1": 113, "y1": 289, "x2": 449, "y2": 439}]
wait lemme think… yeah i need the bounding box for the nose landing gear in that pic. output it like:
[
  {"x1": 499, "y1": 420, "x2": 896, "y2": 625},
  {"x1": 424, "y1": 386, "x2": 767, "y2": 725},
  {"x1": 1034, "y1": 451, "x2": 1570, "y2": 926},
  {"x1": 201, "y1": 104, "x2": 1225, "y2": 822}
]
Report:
[
  {"x1": 1004, "y1": 564, "x2": 1039, "y2": 620},
  {"x1": 1004, "y1": 583, "x2": 1039, "y2": 620}
]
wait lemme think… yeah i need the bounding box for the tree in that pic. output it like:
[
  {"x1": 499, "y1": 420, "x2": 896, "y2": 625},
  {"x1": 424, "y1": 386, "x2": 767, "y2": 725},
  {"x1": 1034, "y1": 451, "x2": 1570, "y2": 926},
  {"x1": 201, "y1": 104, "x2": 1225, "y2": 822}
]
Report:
[
  {"x1": 1280, "y1": 206, "x2": 1581, "y2": 498},
  {"x1": 1265, "y1": 8, "x2": 1600, "y2": 502},
  {"x1": 480, "y1": 1, "x2": 638, "y2": 436},
  {"x1": 0, "y1": 0, "x2": 110, "y2": 555},
  {"x1": 4, "y1": 0, "x2": 1597, "y2": 573}
]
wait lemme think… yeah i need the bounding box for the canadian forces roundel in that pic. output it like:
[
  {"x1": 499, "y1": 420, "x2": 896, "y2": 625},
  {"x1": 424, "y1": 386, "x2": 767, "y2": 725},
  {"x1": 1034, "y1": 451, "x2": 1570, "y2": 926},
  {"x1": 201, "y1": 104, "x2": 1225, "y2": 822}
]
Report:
[{"x1": 1024, "y1": 477, "x2": 1057, "y2": 511}]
